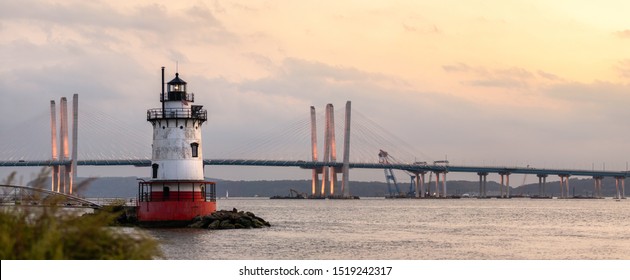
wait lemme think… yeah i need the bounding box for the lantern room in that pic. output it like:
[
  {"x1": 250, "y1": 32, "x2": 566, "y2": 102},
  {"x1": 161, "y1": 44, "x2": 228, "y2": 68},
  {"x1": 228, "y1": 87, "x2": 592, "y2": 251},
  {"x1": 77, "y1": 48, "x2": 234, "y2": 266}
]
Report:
[
  {"x1": 168, "y1": 73, "x2": 187, "y2": 93},
  {"x1": 164, "y1": 73, "x2": 192, "y2": 102}
]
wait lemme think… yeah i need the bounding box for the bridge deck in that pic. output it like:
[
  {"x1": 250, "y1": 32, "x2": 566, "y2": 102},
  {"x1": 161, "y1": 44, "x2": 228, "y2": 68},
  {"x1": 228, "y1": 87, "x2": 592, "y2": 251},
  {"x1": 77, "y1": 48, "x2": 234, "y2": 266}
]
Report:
[{"x1": 1, "y1": 159, "x2": 627, "y2": 178}]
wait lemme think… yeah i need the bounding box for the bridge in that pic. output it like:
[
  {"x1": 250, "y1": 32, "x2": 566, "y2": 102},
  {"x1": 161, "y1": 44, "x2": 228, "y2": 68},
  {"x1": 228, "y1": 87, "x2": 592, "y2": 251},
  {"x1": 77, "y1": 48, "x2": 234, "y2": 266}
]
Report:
[
  {"x1": 1, "y1": 158, "x2": 627, "y2": 198},
  {"x1": 0, "y1": 95, "x2": 627, "y2": 200}
]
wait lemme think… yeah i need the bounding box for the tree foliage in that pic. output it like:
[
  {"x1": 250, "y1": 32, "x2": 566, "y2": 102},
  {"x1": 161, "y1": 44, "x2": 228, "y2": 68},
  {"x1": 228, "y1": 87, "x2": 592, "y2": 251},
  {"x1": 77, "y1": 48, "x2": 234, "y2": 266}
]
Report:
[{"x1": 0, "y1": 169, "x2": 161, "y2": 259}]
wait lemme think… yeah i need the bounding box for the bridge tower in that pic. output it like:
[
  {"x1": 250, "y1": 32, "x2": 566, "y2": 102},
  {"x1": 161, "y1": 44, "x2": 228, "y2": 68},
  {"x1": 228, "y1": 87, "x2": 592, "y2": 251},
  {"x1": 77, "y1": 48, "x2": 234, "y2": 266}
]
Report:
[
  {"x1": 310, "y1": 102, "x2": 352, "y2": 198},
  {"x1": 137, "y1": 67, "x2": 216, "y2": 224},
  {"x1": 49, "y1": 94, "x2": 78, "y2": 194}
]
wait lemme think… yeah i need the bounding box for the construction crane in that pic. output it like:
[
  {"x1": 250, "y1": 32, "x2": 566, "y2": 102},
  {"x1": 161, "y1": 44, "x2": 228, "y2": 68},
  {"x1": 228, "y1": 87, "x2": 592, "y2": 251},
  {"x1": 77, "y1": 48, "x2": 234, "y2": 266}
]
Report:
[
  {"x1": 270, "y1": 188, "x2": 306, "y2": 199},
  {"x1": 290, "y1": 188, "x2": 306, "y2": 198},
  {"x1": 379, "y1": 150, "x2": 417, "y2": 197},
  {"x1": 379, "y1": 150, "x2": 400, "y2": 197}
]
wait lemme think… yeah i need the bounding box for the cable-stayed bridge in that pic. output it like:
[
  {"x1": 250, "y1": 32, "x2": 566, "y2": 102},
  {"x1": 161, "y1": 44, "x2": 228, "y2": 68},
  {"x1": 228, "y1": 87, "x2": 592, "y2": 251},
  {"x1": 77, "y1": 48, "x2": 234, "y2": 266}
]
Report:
[{"x1": 0, "y1": 96, "x2": 627, "y2": 199}]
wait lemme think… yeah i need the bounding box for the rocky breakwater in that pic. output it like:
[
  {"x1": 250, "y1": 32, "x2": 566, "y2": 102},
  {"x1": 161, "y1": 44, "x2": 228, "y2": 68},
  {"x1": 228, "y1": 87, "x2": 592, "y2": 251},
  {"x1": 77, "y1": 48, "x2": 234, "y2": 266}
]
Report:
[{"x1": 188, "y1": 208, "x2": 271, "y2": 230}]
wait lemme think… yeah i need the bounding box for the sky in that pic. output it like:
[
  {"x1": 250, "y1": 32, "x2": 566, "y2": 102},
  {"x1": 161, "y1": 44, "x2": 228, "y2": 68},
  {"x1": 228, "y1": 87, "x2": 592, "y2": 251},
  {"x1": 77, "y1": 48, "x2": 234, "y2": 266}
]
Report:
[{"x1": 1, "y1": 0, "x2": 629, "y2": 183}]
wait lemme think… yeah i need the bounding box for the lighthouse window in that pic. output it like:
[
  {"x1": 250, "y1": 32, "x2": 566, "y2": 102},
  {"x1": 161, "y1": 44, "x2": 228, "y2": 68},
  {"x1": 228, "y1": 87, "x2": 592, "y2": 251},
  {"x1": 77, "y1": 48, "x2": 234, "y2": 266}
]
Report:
[
  {"x1": 170, "y1": 84, "x2": 186, "y2": 92},
  {"x1": 151, "y1": 163, "x2": 159, "y2": 179},
  {"x1": 191, "y1": 142, "x2": 199, "y2": 158}
]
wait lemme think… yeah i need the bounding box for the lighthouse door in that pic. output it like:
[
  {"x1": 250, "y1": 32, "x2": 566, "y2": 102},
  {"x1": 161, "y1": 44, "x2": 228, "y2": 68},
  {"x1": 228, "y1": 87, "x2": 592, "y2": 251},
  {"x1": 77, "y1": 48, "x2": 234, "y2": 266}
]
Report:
[{"x1": 163, "y1": 186, "x2": 170, "y2": 200}]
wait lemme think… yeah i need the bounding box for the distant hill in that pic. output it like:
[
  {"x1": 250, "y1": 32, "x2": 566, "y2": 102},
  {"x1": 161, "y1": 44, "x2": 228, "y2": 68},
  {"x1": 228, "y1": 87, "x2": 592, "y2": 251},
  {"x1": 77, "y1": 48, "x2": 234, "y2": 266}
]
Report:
[
  {"x1": 512, "y1": 177, "x2": 624, "y2": 197},
  {"x1": 32, "y1": 176, "x2": 627, "y2": 198}
]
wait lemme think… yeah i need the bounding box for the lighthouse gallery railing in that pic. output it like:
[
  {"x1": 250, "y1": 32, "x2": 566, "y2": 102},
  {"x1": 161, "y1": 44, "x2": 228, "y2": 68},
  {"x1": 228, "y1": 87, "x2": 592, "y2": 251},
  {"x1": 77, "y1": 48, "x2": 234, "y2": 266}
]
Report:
[{"x1": 146, "y1": 108, "x2": 207, "y2": 121}]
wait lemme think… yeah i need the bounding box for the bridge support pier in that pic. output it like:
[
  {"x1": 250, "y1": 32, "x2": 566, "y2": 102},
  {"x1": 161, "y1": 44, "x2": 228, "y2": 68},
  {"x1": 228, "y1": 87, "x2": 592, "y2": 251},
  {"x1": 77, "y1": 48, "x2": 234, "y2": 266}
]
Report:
[
  {"x1": 559, "y1": 175, "x2": 571, "y2": 198},
  {"x1": 413, "y1": 172, "x2": 425, "y2": 198},
  {"x1": 501, "y1": 173, "x2": 506, "y2": 198},
  {"x1": 442, "y1": 172, "x2": 447, "y2": 197},
  {"x1": 311, "y1": 169, "x2": 319, "y2": 197},
  {"x1": 435, "y1": 171, "x2": 440, "y2": 197},
  {"x1": 477, "y1": 172, "x2": 488, "y2": 198},
  {"x1": 426, "y1": 173, "x2": 431, "y2": 197},
  {"x1": 499, "y1": 172, "x2": 510, "y2": 198},
  {"x1": 614, "y1": 176, "x2": 625, "y2": 199},
  {"x1": 537, "y1": 174, "x2": 548, "y2": 197},
  {"x1": 420, "y1": 172, "x2": 426, "y2": 198},
  {"x1": 506, "y1": 173, "x2": 510, "y2": 198},
  {"x1": 593, "y1": 176, "x2": 603, "y2": 198}
]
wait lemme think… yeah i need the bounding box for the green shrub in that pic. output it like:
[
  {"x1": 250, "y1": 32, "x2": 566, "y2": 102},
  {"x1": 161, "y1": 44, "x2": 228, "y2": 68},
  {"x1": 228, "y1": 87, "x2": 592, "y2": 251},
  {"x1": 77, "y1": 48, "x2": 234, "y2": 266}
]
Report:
[{"x1": 0, "y1": 169, "x2": 161, "y2": 259}]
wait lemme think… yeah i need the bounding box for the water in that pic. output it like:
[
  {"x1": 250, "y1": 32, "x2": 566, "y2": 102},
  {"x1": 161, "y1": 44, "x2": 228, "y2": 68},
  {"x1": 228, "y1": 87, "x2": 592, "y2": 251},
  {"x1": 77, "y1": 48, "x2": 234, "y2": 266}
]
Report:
[{"x1": 146, "y1": 198, "x2": 630, "y2": 259}]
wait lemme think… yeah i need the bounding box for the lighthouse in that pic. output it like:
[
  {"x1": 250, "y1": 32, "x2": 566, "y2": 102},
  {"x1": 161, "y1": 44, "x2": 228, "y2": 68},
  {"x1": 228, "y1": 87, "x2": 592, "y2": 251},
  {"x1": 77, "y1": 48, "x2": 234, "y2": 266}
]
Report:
[{"x1": 137, "y1": 67, "x2": 216, "y2": 224}]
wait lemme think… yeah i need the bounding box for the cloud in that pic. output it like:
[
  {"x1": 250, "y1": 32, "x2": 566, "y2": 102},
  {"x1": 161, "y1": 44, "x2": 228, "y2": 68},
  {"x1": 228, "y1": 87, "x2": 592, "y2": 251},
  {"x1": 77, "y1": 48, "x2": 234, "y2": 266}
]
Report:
[
  {"x1": 444, "y1": 64, "x2": 537, "y2": 89},
  {"x1": 443, "y1": 63, "x2": 473, "y2": 73},
  {"x1": 257, "y1": 58, "x2": 411, "y2": 92},
  {"x1": 402, "y1": 22, "x2": 440, "y2": 34},
  {"x1": 443, "y1": 64, "x2": 535, "y2": 80},
  {"x1": 442, "y1": 63, "x2": 470, "y2": 72},
  {"x1": 496, "y1": 67, "x2": 533, "y2": 79},
  {"x1": 614, "y1": 29, "x2": 630, "y2": 39},
  {"x1": 537, "y1": 70, "x2": 561, "y2": 81},
  {"x1": 464, "y1": 78, "x2": 528, "y2": 89},
  {"x1": 243, "y1": 53, "x2": 276, "y2": 71},
  {"x1": 442, "y1": 63, "x2": 489, "y2": 76},
  {"x1": 0, "y1": 0, "x2": 234, "y2": 46},
  {"x1": 544, "y1": 81, "x2": 630, "y2": 127},
  {"x1": 616, "y1": 60, "x2": 630, "y2": 78},
  {"x1": 444, "y1": 64, "x2": 569, "y2": 90},
  {"x1": 189, "y1": 57, "x2": 484, "y2": 162},
  {"x1": 546, "y1": 81, "x2": 630, "y2": 105}
]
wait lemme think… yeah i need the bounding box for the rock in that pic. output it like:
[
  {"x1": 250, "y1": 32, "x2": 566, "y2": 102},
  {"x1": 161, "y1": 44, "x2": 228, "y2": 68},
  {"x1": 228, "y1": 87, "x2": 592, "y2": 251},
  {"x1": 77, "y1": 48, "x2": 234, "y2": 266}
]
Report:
[
  {"x1": 202, "y1": 215, "x2": 215, "y2": 224},
  {"x1": 238, "y1": 217, "x2": 253, "y2": 228},
  {"x1": 190, "y1": 209, "x2": 270, "y2": 230},
  {"x1": 207, "y1": 220, "x2": 221, "y2": 229},
  {"x1": 188, "y1": 220, "x2": 205, "y2": 228},
  {"x1": 219, "y1": 220, "x2": 235, "y2": 229},
  {"x1": 252, "y1": 219, "x2": 265, "y2": 228}
]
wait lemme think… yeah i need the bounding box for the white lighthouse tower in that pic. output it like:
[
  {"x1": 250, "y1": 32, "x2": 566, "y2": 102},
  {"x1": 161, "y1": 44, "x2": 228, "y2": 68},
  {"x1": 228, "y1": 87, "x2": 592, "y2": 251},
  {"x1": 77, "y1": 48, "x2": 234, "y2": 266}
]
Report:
[{"x1": 137, "y1": 67, "x2": 216, "y2": 224}]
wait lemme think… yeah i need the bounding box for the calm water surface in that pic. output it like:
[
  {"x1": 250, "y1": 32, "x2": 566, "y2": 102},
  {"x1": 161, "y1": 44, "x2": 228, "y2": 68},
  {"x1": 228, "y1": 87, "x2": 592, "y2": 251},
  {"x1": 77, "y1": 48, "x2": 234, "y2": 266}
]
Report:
[{"x1": 146, "y1": 198, "x2": 630, "y2": 259}]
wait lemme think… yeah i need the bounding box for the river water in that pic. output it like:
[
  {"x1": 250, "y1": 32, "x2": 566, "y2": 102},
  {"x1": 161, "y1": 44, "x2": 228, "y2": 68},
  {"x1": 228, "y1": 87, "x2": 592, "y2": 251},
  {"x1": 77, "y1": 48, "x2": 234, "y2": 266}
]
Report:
[{"x1": 145, "y1": 198, "x2": 629, "y2": 260}]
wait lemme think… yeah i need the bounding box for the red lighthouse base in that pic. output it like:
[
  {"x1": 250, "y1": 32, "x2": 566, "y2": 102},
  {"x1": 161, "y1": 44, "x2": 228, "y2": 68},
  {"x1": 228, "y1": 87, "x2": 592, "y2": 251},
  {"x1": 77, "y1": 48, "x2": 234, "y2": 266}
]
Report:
[
  {"x1": 137, "y1": 200, "x2": 216, "y2": 224},
  {"x1": 137, "y1": 181, "x2": 217, "y2": 226}
]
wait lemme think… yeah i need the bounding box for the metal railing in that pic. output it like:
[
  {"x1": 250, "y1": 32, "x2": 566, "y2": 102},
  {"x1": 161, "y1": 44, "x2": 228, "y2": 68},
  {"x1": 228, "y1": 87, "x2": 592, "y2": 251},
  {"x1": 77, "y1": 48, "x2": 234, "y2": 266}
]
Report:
[
  {"x1": 137, "y1": 181, "x2": 216, "y2": 202},
  {"x1": 160, "y1": 92, "x2": 194, "y2": 102},
  {"x1": 146, "y1": 108, "x2": 207, "y2": 121}
]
